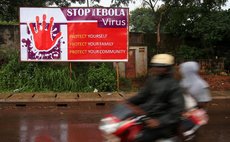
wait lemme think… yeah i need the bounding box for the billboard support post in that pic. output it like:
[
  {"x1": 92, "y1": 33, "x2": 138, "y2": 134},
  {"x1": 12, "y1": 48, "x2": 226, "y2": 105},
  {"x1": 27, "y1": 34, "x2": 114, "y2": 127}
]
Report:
[
  {"x1": 115, "y1": 62, "x2": 120, "y2": 92},
  {"x1": 69, "y1": 62, "x2": 72, "y2": 80}
]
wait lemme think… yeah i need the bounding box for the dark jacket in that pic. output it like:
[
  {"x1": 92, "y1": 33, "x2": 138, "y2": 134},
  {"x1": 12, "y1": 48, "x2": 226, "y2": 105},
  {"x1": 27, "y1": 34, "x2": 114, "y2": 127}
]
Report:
[{"x1": 127, "y1": 75, "x2": 185, "y2": 127}]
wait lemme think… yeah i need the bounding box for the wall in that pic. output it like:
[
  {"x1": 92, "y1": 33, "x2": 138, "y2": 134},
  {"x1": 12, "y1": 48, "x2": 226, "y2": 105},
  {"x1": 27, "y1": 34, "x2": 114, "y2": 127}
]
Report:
[
  {"x1": 0, "y1": 25, "x2": 19, "y2": 49},
  {"x1": 117, "y1": 46, "x2": 148, "y2": 78}
]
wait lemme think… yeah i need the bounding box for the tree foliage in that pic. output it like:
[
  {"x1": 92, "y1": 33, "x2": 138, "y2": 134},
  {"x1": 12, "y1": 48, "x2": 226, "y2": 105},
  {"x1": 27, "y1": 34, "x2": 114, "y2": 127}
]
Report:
[
  {"x1": 0, "y1": 0, "x2": 46, "y2": 21},
  {"x1": 0, "y1": 0, "x2": 130, "y2": 22},
  {"x1": 163, "y1": 0, "x2": 230, "y2": 45},
  {"x1": 192, "y1": 10, "x2": 230, "y2": 44},
  {"x1": 130, "y1": 8, "x2": 155, "y2": 33},
  {"x1": 0, "y1": 0, "x2": 101, "y2": 21},
  {"x1": 131, "y1": 0, "x2": 230, "y2": 44}
]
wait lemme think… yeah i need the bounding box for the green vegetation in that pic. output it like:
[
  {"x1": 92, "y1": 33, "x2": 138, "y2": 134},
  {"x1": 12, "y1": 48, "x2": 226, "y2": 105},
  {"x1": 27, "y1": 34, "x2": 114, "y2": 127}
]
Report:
[
  {"x1": 119, "y1": 77, "x2": 132, "y2": 91},
  {"x1": 175, "y1": 45, "x2": 205, "y2": 61},
  {"x1": 0, "y1": 21, "x2": 18, "y2": 25},
  {"x1": 129, "y1": 0, "x2": 230, "y2": 71},
  {"x1": 87, "y1": 64, "x2": 116, "y2": 91},
  {"x1": 1, "y1": 0, "x2": 229, "y2": 92},
  {"x1": 0, "y1": 0, "x2": 128, "y2": 22},
  {"x1": 130, "y1": 8, "x2": 155, "y2": 33},
  {"x1": 0, "y1": 50, "x2": 117, "y2": 92}
]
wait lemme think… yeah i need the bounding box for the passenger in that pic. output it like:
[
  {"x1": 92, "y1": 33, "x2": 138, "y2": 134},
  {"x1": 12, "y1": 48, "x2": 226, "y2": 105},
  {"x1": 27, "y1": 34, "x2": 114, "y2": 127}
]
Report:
[
  {"x1": 125, "y1": 54, "x2": 185, "y2": 142},
  {"x1": 179, "y1": 61, "x2": 211, "y2": 141},
  {"x1": 179, "y1": 61, "x2": 212, "y2": 109}
]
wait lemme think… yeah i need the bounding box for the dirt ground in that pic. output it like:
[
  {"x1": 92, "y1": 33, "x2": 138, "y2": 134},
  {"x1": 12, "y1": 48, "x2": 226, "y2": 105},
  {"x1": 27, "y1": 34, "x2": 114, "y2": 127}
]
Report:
[
  {"x1": 202, "y1": 74, "x2": 230, "y2": 91},
  {"x1": 131, "y1": 74, "x2": 230, "y2": 91}
]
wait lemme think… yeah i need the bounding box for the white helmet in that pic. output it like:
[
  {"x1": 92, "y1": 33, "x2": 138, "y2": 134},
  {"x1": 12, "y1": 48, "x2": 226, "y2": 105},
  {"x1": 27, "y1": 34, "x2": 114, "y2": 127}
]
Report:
[{"x1": 150, "y1": 54, "x2": 174, "y2": 67}]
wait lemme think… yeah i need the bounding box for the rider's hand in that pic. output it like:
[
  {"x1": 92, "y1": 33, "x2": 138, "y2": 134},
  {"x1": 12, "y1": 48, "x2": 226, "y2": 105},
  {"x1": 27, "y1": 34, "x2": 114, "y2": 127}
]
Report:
[
  {"x1": 145, "y1": 118, "x2": 160, "y2": 128},
  {"x1": 123, "y1": 101, "x2": 146, "y2": 115}
]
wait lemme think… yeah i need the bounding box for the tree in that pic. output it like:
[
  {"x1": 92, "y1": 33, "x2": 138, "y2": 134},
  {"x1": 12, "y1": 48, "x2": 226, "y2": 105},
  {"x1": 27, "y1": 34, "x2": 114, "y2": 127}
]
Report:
[
  {"x1": 139, "y1": 0, "x2": 168, "y2": 52},
  {"x1": 163, "y1": 0, "x2": 230, "y2": 44},
  {"x1": 160, "y1": 0, "x2": 230, "y2": 61},
  {"x1": 130, "y1": 8, "x2": 155, "y2": 33},
  {"x1": 143, "y1": 1, "x2": 228, "y2": 45},
  {"x1": 0, "y1": 0, "x2": 46, "y2": 21},
  {"x1": 193, "y1": 10, "x2": 230, "y2": 45},
  {"x1": 0, "y1": 0, "x2": 131, "y2": 22},
  {"x1": 1, "y1": 0, "x2": 101, "y2": 21}
]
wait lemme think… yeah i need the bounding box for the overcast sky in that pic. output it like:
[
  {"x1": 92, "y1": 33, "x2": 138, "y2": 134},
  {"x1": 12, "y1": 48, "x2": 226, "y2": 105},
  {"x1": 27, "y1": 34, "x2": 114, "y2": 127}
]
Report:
[
  {"x1": 222, "y1": 0, "x2": 230, "y2": 10},
  {"x1": 71, "y1": 0, "x2": 152, "y2": 11}
]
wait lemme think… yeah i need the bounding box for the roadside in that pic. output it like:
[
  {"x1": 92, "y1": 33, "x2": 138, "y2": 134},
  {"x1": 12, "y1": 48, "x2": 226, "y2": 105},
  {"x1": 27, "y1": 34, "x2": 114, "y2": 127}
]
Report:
[
  {"x1": 0, "y1": 74, "x2": 229, "y2": 108},
  {"x1": 0, "y1": 91, "x2": 229, "y2": 110},
  {"x1": 0, "y1": 90, "x2": 229, "y2": 103},
  {"x1": 130, "y1": 74, "x2": 230, "y2": 91},
  {"x1": 202, "y1": 74, "x2": 230, "y2": 91}
]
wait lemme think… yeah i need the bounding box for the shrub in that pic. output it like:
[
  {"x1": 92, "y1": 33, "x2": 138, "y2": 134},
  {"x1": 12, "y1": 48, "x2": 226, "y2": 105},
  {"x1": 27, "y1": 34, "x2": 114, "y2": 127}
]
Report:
[
  {"x1": 87, "y1": 63, "x2": 116, "y2": 92},
  {"x1": 0, "y1": 51, "x2": 117, "y2": 92},
  {"x1": 119, "y1": 77, "x2": 132, "y2": 91},
  {"x1": 175, "y1": 45, "x2": 204, "y2": 61}
]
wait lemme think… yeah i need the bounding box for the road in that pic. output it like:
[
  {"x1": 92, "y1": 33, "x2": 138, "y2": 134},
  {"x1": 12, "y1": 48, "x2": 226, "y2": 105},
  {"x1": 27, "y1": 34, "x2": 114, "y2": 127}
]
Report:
[
  {"x1": 0, "y1": 98, "x2": 229, "y2": 142},
  {"x1": 195, "y1": 98, "x2": 230, "y2": 142}
]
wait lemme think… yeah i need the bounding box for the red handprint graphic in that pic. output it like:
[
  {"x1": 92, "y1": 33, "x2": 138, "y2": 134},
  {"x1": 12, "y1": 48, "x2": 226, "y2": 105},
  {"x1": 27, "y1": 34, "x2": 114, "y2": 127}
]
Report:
[{"x1": 29, "y1": 14, "x2": 62, "y2": 51}]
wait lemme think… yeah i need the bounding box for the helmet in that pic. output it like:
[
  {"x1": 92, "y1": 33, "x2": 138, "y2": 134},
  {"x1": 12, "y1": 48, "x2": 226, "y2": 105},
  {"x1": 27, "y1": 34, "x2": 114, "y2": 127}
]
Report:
[{"x1": 150, "y1": 54, "x2": 174, "y2": 67}]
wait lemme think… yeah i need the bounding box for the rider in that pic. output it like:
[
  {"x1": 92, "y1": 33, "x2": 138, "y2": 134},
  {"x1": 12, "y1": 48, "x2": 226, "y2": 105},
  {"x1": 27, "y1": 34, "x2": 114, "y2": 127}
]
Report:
[{"x1": 125, "y1": 54, "x2": 185, "y2": 142}]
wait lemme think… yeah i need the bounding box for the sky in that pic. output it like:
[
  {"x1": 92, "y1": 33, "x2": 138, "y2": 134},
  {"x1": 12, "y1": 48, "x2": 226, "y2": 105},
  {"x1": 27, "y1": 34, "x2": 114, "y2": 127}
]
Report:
[
  {"x1": 71, "y1": 0, "x2": 230, "y2": 11},
  {"x1": 71, "y1": 0, "x2": 152, "y2": 11},
  {"x1": 222, "y1": 0, "x2": 230, "y2": 10}
]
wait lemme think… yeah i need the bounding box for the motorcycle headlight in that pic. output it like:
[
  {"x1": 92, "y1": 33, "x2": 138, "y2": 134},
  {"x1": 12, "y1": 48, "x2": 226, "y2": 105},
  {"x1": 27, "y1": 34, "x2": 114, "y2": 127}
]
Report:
[{"x1": 99, "y1": 117, "x2": 120, "y2": 134}]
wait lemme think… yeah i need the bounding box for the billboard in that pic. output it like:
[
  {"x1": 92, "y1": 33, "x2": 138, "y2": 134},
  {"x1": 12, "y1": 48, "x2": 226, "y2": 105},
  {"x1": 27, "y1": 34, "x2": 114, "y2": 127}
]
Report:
[{"x1": 20, "y1": 7, "x2": 129, "y2": 62}]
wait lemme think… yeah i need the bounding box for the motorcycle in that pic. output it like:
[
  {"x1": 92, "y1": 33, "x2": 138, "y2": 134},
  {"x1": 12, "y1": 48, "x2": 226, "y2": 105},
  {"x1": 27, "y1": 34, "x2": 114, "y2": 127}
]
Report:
[
  {"x1": 99, "y1": 101, "x2": 209, "y2": 142},
  {"x1": 99, "y1": 104, "x2": 180, "y2": 142},
  {"x1": 180, "y1": 93, "x2": 209, "y2": 141}
]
